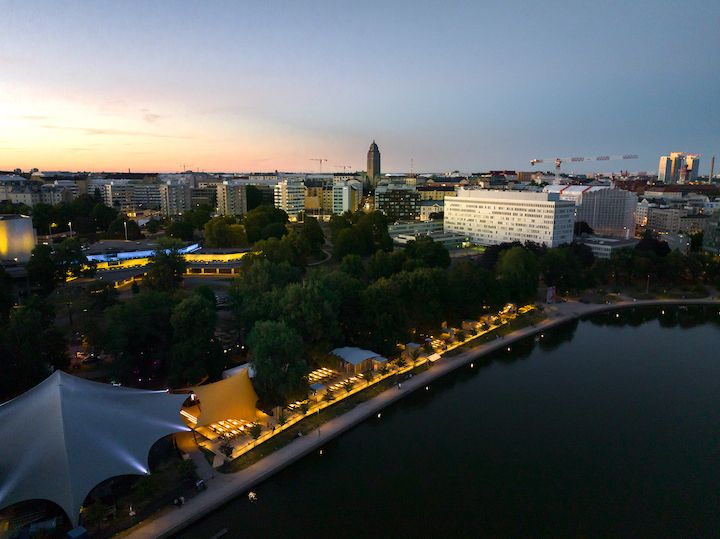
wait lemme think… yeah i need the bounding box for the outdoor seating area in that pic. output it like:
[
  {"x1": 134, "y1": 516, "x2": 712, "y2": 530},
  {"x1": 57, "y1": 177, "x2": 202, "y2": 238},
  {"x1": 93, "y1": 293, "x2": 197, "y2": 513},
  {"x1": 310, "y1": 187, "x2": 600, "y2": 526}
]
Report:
[
  {"x1": 326, "y1": 373, "x2": 363, "y2": 393},
  {"x1": 209, "y1": 419, "x2": 251, "y2": 440},
  {"x1": 308, "y1": 367, "x2": 337, "y2": 384},
  {"x1": 287, "y1": 400, "x2": 309, "y2": 411}
]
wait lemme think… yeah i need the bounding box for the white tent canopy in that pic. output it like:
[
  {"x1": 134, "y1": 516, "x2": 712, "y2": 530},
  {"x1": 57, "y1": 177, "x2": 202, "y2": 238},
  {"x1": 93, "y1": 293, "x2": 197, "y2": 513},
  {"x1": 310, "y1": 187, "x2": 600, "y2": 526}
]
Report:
[{"x1": 0, "y1": 371, "x2": 189, "y2": 526}]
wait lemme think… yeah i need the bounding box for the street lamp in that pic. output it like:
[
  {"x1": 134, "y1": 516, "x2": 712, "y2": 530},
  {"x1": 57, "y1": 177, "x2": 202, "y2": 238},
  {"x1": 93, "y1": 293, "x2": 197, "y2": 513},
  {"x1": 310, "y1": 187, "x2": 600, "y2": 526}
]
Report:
[
  {"x1": 123, "y1": 221, "x2": 128, "y2": 241},
  {"x1": 68, "y1": 221, "x2": 73, "y2": 237}
]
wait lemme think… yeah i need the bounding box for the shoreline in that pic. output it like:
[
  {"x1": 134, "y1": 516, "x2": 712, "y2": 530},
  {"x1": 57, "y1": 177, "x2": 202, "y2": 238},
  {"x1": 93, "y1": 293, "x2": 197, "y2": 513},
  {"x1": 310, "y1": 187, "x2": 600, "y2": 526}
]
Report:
[{"x1": 118, "y1": 297, "x2": 720, "y2": 539}]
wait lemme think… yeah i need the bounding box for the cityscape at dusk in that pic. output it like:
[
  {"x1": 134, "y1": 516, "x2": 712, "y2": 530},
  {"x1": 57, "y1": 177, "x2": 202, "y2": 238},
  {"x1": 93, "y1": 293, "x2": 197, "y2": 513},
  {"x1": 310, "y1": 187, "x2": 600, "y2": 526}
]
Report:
[
  {"x1": 2, "y1": 0, "x2": 720, "y2": 173},
  {"x1": 1, "y1": 1, "x2": 720, "y2": 538}
]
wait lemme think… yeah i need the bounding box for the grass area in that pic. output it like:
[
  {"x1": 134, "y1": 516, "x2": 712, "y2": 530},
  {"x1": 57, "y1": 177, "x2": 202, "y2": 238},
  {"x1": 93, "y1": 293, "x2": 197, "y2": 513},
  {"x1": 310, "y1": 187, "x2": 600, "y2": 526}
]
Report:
[{"x1": 627, "y1": 286, "x2": 709, "y2": 301}]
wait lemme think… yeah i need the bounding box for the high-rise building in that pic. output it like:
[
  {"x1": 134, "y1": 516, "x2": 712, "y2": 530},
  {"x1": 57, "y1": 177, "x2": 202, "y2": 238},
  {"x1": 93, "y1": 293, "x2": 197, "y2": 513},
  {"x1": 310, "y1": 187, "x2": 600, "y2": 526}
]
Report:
[
  {"x1": 658, "y1": 152, "x2": 699, "y2": 184},
  {"x1": 332, "y1": 179, "x2": 363, "y2": 215},
  {"x1": 216, "y1": 180, "x2": 248, "y2": 217},
  {"x1": 274, "y1": 176, "x2": 305, "y2": 220},
  {"x1": 444, "y1": 189, "x2": 575, "y2": 247},
  {"x1": 375, "y1": 183, "x2": 420, "y2": 220},
  {"x1": 159, "y1": 180, "x2": 192, "y2": 216},
  {"x1": 658, "y1": 156, "x2": 673, "y2": 183},
  {"x1": 544, "y1": 185, "x2": 638, "y2": 238},
  {"x1": 367, "y1": 141, "x2": 381, "y2": 186},
  {"x1": 685, "y1": 155, "x2": 700, "y2": 182}
]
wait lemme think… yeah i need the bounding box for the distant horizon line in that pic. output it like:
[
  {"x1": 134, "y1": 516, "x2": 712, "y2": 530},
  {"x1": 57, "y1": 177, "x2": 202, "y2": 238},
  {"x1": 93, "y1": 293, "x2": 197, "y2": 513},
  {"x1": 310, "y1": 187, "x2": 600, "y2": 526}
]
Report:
[{"x1": 1, "y1": 168, "x2": 658, "y2": 176}]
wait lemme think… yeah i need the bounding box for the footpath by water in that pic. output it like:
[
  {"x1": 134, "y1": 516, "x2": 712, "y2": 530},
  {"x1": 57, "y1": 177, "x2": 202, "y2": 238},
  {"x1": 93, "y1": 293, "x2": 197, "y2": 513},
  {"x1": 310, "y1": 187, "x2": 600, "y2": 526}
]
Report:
[{"x1": 118, "y1": 304, "x2": 717, "y2": 537}]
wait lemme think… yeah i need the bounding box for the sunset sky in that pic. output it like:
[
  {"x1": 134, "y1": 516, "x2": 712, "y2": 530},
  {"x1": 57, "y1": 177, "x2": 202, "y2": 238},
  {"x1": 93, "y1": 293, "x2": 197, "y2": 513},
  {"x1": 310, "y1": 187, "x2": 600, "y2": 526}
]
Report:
[{"x1": 1, "y1": 0, "x2": 719, "y2": 174}]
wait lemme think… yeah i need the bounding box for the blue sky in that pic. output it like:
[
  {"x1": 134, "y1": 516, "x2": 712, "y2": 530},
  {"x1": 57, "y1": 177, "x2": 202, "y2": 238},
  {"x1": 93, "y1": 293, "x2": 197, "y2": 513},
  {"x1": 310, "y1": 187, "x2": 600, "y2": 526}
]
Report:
[{"x1": 1, "y1": 0, "x2": 718, "y2": 173}]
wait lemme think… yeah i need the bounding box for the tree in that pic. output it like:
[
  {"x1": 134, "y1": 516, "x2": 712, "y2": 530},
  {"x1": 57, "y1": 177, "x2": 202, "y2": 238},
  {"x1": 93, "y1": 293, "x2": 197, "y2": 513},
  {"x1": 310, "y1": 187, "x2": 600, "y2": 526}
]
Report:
[
  {"x1": 495, "y1": 246, "x2": 540, "y2": 304},
  {"x1": 107, "y1": 216, "x2": 142, "y2": 240},
  {"x1": 229, "y1": 260, "x2": 301, "y2": 334},
  {"x1": 333, "y1": 228, "x2": 365, "y2": 261},
  {"x1": 0, "y1": 297, "x2": 67, "y2": 400},
  {"x1": 403, "y1": 236, "x2": 451, "y2": 269},
  {"x1": 53, "y1": 238, "x2": 96, "y2": 281},
  {"x1": 26, "y1": 244, "x2": 56, "y2": 293},
  {"x1": 0, "y1": 266, "x2": 14, "y2": 322},
  {"x1": 244, "y1": 205, "x2": 289, "y2": 243},
  {"x1": 280, "y1": 278, "x2": 341, "y2": 353},
  {"x1": 182, "y1": 204, "x2": 213, "y2": 230},
  {"x1": 144, "y1": 239, "x2": 187, "y2": 292},
  {"x1": 90, "y1": 203, "x2": 118, "y2": 231},
  {"x1": 690, "y1": 231, "x2": 704, "y2": 252},
  {"x1": 636, "y1": 230, "x2": 671, "y2": 257},
  {"x1": 246, "y1": 185, "x2": 264, "y2": 211},
  {"x1": 446, "y1": 260, "x2": 496, "y2": 320},
  {"x1": 204, "y1": 216, "x2": 247, "y2": 247},
  {"x1": 145, "y1": 218, "x2": 161, "y2": 234},
  {"x1": 574, "y1": 220, "x2": 594, "y2": 237},
  {"x1": 248, "y1": 423, "x2": 262, "y2": 443},
  {"x1": 339, "y1": 254, "x2": 366, "y2": 279},
  {"x1": 104, "y1": 290, "x2": 176, "y2": 386},
  {"x1": 299, "y1": 216, "x2": 325, "y2": 252},
  {"x1": 168, "y1": 294, "x2": 223, "y2": 387},
  {"x1": 247, "y1": 320, "x2": 307, "y2": 407},
  {"x1": 166, "y1": 220, "x2": 194, "y2": 241}
]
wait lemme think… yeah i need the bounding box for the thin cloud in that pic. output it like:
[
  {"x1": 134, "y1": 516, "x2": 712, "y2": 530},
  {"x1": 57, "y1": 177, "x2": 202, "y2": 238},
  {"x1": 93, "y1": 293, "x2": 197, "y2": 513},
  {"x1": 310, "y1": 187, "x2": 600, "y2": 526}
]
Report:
[
  {"x1": 40, "y1": 124, "x2": 192, "y2": 139},
  {"x1": 142, "y1": 113, "x2": 163, "y2": 123},
  {"x1": 16, "y1": 115, "x2": 53, "y2": 121}
]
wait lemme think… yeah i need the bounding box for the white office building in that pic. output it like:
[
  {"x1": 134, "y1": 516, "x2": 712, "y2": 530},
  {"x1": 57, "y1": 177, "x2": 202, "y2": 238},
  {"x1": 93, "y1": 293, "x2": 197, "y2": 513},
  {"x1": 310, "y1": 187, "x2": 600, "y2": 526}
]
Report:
[
  {"x1": 444, "y1": 189, "x2": 575, "y2": 247},
  {"x1": 544, "y1": 185, "x2": 637, "y2": 238}
]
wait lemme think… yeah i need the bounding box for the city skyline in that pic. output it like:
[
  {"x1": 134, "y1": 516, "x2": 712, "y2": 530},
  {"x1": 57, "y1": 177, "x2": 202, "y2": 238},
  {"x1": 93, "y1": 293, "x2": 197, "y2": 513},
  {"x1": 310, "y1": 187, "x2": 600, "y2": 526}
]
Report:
[{"x1": 1, "y1": 0, "x2": 719, "y2": 174}]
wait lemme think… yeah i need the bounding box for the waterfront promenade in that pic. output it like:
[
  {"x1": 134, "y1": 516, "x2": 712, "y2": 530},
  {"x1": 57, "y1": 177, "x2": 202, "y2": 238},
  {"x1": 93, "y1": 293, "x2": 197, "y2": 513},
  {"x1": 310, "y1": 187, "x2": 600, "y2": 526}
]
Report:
[{"x1": 119, "y1": 296, "x2": 720, "y2": 539}]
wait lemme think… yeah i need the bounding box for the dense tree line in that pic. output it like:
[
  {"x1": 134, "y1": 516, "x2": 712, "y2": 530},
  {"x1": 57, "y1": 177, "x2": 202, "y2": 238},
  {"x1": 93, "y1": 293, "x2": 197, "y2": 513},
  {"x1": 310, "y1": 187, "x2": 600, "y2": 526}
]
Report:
[
  {"x1": 31, "y1": 193, "x2": 119, "y2": 237},
  {"x1": 231, "y1": 222, "x2": 720, "y2": 408}
]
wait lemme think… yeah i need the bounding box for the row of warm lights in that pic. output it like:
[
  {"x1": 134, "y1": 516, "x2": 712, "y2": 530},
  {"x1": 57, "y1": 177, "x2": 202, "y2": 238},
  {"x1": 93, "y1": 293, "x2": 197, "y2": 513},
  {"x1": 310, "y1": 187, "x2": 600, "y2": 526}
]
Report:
[
  {"x1": 308, "y1": 367, "x2": 337, "y2": 383},
  {"x1": 211, "y1": 419, "x2": 249, "y2": 439},
  {"x1": 287, "y1": 400, "x2": 307, "y2": 410},
  {"x1": 327, "y1": 374, "x2": 362, "y2": 392},
  {"x1": 180, "y1": 409, "x2": 198, "y2": 425}
]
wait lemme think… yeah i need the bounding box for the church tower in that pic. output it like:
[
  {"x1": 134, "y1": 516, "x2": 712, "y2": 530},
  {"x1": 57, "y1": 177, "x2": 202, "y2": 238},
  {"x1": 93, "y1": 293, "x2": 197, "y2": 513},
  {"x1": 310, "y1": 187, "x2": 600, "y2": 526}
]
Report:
[{"x1": 367, "y1": 140, "x2": 381, "y2": 186}]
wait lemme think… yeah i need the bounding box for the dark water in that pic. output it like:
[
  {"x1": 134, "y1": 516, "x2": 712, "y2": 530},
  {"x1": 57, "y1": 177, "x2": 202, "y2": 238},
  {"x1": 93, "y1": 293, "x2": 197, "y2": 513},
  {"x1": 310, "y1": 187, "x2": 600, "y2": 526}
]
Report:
[{"x1": 177, "y1": 306, "x2": 720, "y2": 539}]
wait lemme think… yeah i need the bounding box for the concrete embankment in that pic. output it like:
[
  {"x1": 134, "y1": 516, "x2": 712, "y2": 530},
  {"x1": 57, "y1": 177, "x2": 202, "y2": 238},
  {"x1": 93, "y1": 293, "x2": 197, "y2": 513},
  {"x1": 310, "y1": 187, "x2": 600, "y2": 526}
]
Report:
[{"x1": 119, "y1": 297, "x2": 719, "y2": 539}]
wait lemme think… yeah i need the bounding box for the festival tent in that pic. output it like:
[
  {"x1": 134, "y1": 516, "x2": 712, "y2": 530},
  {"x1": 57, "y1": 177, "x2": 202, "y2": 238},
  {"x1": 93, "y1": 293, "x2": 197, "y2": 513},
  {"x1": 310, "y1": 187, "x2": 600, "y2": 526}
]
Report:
[
  {"x1": 0, "y1": 371, "x2": 189, "y2": 526},
  {"x1": 184, "y1": 368, "x2": 258, "y2": 426},
  {"x1": 330, "y1": 347, "x2": 388, "y2": 374}
]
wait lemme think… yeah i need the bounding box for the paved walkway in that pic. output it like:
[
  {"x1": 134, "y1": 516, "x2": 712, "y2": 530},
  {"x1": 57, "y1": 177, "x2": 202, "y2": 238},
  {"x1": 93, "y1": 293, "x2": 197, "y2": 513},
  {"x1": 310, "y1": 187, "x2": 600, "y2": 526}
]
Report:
[
  {"x1": 175, "y1": 432, "x2": 215, "y2": 483},
  {"x1": 118, "y1": 297, "x2": 720, "y2": 539}
]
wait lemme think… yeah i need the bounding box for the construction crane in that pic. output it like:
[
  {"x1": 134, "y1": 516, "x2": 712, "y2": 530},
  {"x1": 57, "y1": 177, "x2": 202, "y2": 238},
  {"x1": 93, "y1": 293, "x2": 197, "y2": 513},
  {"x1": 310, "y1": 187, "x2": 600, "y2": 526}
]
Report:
[
  {"x1": 309, "y1": 158, "x2": 328, "y2": 172},
  {"x1": 334, "y1": 165, "x2": 353, "y2": 173},
  {"x1": 530, "y1": 154, "x2": 638, "y2": 184}
]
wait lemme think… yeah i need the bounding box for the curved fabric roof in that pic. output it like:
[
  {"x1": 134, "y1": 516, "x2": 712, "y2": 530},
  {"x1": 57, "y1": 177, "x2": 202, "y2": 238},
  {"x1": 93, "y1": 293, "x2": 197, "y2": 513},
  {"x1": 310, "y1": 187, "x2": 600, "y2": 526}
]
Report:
[
  {"x1": 187, "y1": 368, "x2": 258, "y2": 426},
  {"x1": 0, "y1": 371, "x2": 189, "y2": 526}
]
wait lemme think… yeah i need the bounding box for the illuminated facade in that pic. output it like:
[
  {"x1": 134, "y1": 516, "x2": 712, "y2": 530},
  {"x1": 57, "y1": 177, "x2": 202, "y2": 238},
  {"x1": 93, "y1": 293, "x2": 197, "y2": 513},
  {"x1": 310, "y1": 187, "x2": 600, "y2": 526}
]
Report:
[
  {"x1": 0, "y1": 214, "x2": 36, "y2": 263},
  {"x1": 444, "y1": 189, "x2": 574, "y2": 247}
]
